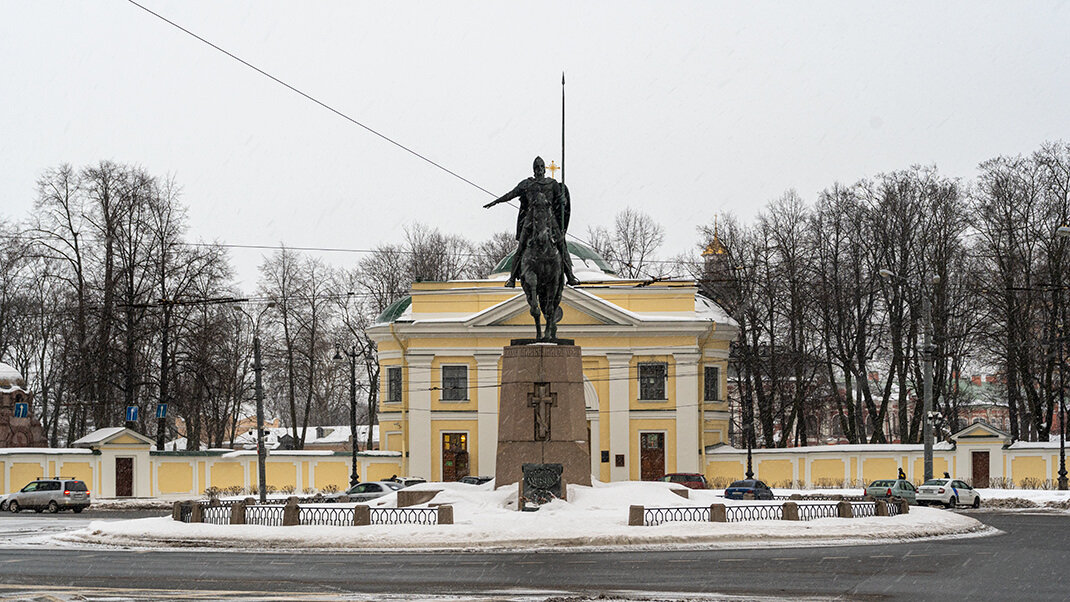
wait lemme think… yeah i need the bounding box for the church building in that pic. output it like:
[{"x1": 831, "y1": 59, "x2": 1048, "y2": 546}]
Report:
[{"x1": 367, "y1": 242, "x2": 737, "y2": 483}]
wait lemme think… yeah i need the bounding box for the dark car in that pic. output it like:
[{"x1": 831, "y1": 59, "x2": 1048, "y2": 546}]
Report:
[
  {"x1": 459, "y1": 475, "x2": 493, "y2": 485},
  {"x1": 661, "y1": 473, "x2": 709, "y2": 490},
  {"x1": 723, "y1": 479, "x2": 775, "y2": 500}
]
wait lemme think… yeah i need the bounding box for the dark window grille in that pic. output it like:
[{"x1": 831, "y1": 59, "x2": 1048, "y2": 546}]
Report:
[
  {"x1": 441, "y1": 365, "x2": 468, "y2": 401},
  {"x1": 704, "y1": 366, "x2": 720, "y2": 401},
  {"x1": 638, "y1": 362, "x2": 667, "y2": 400},
  {"x1": 387, "y1": 366, "x2": 402, "y2": 402}
]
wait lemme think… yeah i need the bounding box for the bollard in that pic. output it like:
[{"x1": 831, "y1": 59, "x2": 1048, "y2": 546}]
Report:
[
  {"x1": 875, "y1": 500, "x2": 889, "y2": 516},
  {"x1": 353, "y1": 504, "x2": 371, "y2": 526},
  {"x1": 243, "y1": 496, "x2": 256, "y2": 506},
  {"x1": 628, "y1": 505, "x2": 645, "y2": 526},
  {"x1": 172, "y1": 501, "x2": 184, "y2": 521},
  {"x1": 836, "y1": 500, "x2": 853, "y2": 518},
  {"x1": 743, "y1": 492, "x2": 755, "y2": 501},
  {"x1": 230, "y1": 500, "x2": 247, "y2": 524},
  {"x1": 789, "y1": 493, "x2": 802, "y2": 500},
  {"x1": 282, "y1": 499, "x2": 300, "y2": 526},
  {"x1": 190, "y1": 501, "x2": 204, "y2": 523},
  {"x1": 782, "y1": 501, "x2": 800, "y2": 521},
  {"x1": 897, "y1": 498, "x2": 910, "y2": 515},
  {"x1": 208, "y1": 498, "x2": 221, "y2": 508},
  {"x1": 709, "y1": 503, "x2": 727, "y2": 523},
  {"x1": 437, "y1": 504, "x2": 454, "y2": 525},
  {"x1": 337, "y1": 495, "x2": 350, "y2": 503}
]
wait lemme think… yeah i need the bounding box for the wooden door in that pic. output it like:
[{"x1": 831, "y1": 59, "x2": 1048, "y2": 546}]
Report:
[
  {"x1": 441, "y1": 432, "x2": 468, "y2": 482},
  {"x1": 115, "y1": 457, "x2": 133, "y2": 497},
  {"x1": 639, "y1": 432, "x2": 665, "y2": 481},
  {"x1": 971, "y1": 451, "x2": 990, "y2": 488}
]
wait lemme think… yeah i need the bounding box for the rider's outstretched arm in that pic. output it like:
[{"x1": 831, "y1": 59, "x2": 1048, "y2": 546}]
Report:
[{"x1": 484, "y1": 186, "x2": 520, "y2": 209}]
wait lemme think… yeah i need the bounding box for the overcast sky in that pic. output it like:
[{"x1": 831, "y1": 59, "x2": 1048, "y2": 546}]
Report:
[{"x1": 3, "y1": 1, "x2": 1069, "y2": 288}]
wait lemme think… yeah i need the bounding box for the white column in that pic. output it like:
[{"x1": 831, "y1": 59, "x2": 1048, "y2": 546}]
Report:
[
  {"x1": 674, "y1": 352, "x2": 701, "y2": 473},
  {"x1": 407, "y1": 354, "x2": 434, "y2": 480},
  {"x1": 475, "y1": 351, "x2": 502, "y2": 477},
  {"x1": 607, "y1": 352, "x2": 632, "y2": 482}
]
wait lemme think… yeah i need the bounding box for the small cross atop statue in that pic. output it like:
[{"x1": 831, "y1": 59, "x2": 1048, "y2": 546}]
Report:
[
  {"x1": 528, "y1": 382, "x2": 557, "y2": 441},
  {"x1": 547, "y1": 160, "x2": 559, "y2": 179}
]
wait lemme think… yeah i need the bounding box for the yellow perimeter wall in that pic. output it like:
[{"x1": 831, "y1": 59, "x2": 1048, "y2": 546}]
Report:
[{"x1": 704, "y1": 446, "x2": 1059, "y2": 488}]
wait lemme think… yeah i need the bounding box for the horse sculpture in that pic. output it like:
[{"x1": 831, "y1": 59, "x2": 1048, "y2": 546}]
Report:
[{"x1": 517, "y1": 191, "x2": 565, "y2": 341}]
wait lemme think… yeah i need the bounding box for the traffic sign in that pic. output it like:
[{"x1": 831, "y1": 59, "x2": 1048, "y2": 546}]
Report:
[
  {"x1": 156, "y1": 403, "x2": 167, "y2": 419},
  {"x1": 14, "y1": 402, "x2": 28, "y2": 418},
  {"x1": 125, "y1": 406, "x2": 138, "y2": 422}
]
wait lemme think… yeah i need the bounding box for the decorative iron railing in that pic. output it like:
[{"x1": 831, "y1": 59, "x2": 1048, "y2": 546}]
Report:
[
  {"x1": 244, "y1": 504, "x2": 285, "y2": 526},
  {"x1": 643, "y1": 506, "x2": 711, "y2": 526},
  {"x1": 795, "y1": 503, "x2": 840, "y2": 521},
  {"x1": 299, "y1": 506, "x2": 353, "y2": 527},
  {"x1": 887, "y1": 501, "x2": 903, "y2": 517},
  {"x1": 726, "y1": 504, "x2": 784, "y2": 522},
  {"x1": 202, "y1": 505, "x2": 231, "y2": 525},
  {"x1": 851, "y1": 501, "x2": 877, "y2": 518},
  {"x1": 371, "y1": 507, "x2": 438, "y2": 525}
]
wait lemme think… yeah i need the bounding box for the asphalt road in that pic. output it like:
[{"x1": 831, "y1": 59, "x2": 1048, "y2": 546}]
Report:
[{"x1": 0, "y1": 511, "x2": 1066, "y2": 600}]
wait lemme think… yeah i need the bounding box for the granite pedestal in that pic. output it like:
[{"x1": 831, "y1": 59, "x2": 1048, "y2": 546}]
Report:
[{"x1": 495, "y1": 343, "x2": 592, "y2": 491}]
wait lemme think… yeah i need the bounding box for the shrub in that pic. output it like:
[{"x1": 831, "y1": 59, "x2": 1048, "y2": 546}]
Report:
[
  {"x1": 321, "y1": 484, "x2": 340, "y2": 494},
  {"x1": 280, "y1": 485, "x2": 296, "y2": 494},
  {"x1": 707, "y1": 476, "x2": 733, "y2": 489},
  {"x1": 203, "y1": 486, "x2": 221, "y2": 500},
  {"x1": 302, "y1": 487, "x2": 317, "y2": 495},
  {"x1": 1017, "y1": 477, "x2": 1054, "y2": 490}
]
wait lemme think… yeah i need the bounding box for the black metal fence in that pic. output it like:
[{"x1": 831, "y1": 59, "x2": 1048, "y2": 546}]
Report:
[
  {"x1": 643, "y1": 506, "x2": 711, "y2": 526},
  {"x1": 851, "y1": 501, "x2": 877, "y2": 518},
  {"x1": 796, "y1": 503, "x2": 840, "y2": 521},
  {"x1": 245, "y1": 505, "x2": 285, "y2": 526},
  {"x1": 726, "y1": 504, "x2": 784, "y2": 522},
  {"x1": 179, "y1": 503, "x2": 443, "y2": 526}
]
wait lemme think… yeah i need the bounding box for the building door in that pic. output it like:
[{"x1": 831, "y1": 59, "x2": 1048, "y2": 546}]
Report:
[
  {"x1": 442, "y1": 432, "x2": 469, "y2": 482},
  {"x1": 115, "y1": 457, "x2": 133, "y2": 497},
  {"x1": 971, "y1": 451, "x2": 990, "y2": 488},
  {"x1": 639, "y1": 432, "x2": 665, "y2": 481}
]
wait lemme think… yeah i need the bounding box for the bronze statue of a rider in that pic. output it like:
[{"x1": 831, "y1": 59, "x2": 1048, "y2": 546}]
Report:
[{"x1": 484, "y1": 156, "x2": 580, "y2": 288}]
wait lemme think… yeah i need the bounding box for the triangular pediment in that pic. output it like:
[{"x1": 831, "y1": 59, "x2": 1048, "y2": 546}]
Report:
[
  {"x1": 466, "y1": 287, "x2": 641, "y2": 328},
  {"x1": 951, "y1": 421, "x2": 1010, "y2": 442}
]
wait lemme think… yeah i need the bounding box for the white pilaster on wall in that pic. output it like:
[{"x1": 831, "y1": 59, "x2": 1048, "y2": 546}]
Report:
[
  {"x1": 475, "y1": 352, "x2": 501, "y2": 477},
  {"x1": 607, "y1": 352, "x2": 632, "y2": 481},
  {"x1": 407, "y1": 354, "x2": 435, "y2": 480},
  {"x1": 674, "y1": 352, "x2": 701, "y2": 473}
]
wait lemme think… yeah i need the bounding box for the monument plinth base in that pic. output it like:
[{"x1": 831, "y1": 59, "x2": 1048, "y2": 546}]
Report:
[{"x1": 495, "y1": 344, "x2": 592, "y2": 491}]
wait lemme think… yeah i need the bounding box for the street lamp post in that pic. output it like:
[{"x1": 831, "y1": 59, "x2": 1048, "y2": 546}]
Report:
[
  {"x1": 334, "y1": 345, "x2": 361, "y2": 488},
  {"x1": 880, "y1": 269, "x2": 939, "y2": 482},
  {"x1": 235, "y1": 301, "x2": 275, "y2": 504},
  {"x1": 1055, "y1": 224, "x2": 1070, "y2": 490}
]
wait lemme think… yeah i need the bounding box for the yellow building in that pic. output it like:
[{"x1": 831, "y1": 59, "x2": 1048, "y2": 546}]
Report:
[{"x1": 367, "y1": 243, "x2": 738, "y2": 483}]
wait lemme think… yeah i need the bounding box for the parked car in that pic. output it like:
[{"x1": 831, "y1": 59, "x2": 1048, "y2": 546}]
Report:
[
  {"x1": 6, "y1": 478, "x2": 91, "y2": 513},
  {"x1": 661, "y1": 473, "x2": 710, "y2": 490},
  {"x1": 458, "y1": 475, "x2": 493, "y2": 485},
  {"x1": 394, "y1": 477, "x2": 427, "y2": 488},
  {"x1": 329, "y1": 480, "x2": 404, "y2": 502},
  {"x1": 724, "y1": 479, "x2": 775, "y2": 500},
  {"x1": 0, "y1": 493, "x2": 9, "y2": 511},
  {"x1": 917, "y1": 478, "x2": 981, "y2": 508},
  {"x1": 864, "y1": 479, "x2": 917, "y2": 504}
]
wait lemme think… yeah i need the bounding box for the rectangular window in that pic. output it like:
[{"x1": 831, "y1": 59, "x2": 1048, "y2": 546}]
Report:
[
  {"x1": 638, "y1": 362, "x2": 667, "y2": 400},
  {"x1": 386, "y1": 366, "x2": 402, "y2": 402},
  {"x1": 441, "y1": 365, "x2": 468, "y2": 401},
  {"x1": 704, "y1": 366, "x2": 721, "y2": 401}
]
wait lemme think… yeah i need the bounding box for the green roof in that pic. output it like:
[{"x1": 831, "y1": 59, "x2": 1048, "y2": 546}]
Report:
[
  {"x1": 491, "y1": 240, "x2": 616, "y2": 275},
  {"x1": 375, "y1": 295, "x2": 412, "y2": 324}
]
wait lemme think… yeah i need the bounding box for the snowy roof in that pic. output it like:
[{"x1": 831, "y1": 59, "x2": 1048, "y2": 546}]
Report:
[
  {"x1": 0, "y1": 447, "x2": 93, "y2": 456},
  {"x1": 72, "y1": 427, "x2": 154, "y2": 447},
  {"x1": 230, "y1": 425, "x2": 379, "y2": 449},
  {"x1": 0, "y1": 362, "x2": 23, "y2": 385}
]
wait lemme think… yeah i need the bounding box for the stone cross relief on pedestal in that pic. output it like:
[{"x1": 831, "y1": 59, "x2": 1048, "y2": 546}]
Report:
[{"x1": 528, "y1": 382, "x2": 557, "y2": 441}]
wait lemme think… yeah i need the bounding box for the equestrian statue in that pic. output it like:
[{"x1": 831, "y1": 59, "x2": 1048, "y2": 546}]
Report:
[{"x1": 484, "y1": 156, "x2": 579, "y2": 341}]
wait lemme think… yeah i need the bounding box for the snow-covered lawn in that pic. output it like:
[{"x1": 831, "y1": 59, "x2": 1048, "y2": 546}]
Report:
[{"x1": 59, "y1": 480, "x2": 990, "y2": 552}]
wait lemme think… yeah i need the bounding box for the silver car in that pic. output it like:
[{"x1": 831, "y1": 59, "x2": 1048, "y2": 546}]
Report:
[
  {"x1": 864, "y1": 479, "x2": 917, "y2": 504},
  {"x1": 331, "y1": 480, "x2": 404, "y2": 502},
  {"x1": 6, "y1": 478, "x2": 91, "y2": 513}
]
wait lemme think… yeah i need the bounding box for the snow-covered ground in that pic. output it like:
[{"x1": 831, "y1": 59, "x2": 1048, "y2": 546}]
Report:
[{"x1": 59, "y1": 480, "x2": 990, "y2": 552}]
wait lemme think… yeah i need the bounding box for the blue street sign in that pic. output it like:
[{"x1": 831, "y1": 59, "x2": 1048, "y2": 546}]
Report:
[
  {"x1": 14, "y1": 402, "x2": 28, "y2": 418},
  {"x1": 125, "y1": 406, "x2": 138, "y2": 422},
  {"x1": 156, "y1": 403, "x2": 167, "y2": 419}
]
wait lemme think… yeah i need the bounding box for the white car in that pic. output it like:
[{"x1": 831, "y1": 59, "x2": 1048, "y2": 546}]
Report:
[{"x1": 917, "y1": 478, "x2": 981, "y2": 508}]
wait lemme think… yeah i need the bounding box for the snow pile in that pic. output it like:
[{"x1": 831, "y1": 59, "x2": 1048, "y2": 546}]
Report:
[{"x1": 60, "y1": 480, "x2": 990, "y2": 552}]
